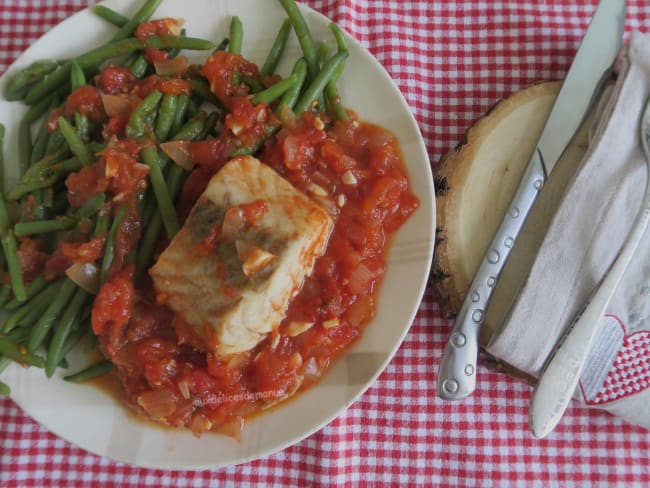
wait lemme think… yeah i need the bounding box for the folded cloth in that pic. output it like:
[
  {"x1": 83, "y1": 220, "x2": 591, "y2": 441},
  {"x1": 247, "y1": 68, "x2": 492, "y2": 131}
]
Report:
[{"x1": 487, "y1": 31, "x2": 650, "y2": 430}]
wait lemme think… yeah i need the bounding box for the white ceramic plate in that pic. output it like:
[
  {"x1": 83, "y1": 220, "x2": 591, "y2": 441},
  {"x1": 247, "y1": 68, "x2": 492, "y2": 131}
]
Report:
[{"x1": 0, "y1": 0, "x2": 435, "y2": 469}]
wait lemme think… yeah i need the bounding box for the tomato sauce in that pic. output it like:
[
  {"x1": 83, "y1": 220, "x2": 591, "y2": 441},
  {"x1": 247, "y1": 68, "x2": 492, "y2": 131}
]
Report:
[
  {"x1": 92, "y1": 108, "x2": 418, "y2": 438},
  {"x1": 64, "y1": 25, "x2": 420, "y2": 438}
]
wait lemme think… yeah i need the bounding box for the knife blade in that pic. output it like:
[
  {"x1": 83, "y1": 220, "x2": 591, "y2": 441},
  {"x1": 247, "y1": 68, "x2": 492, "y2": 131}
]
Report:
[{"x1": 437, "y1": 0, "x2": 626, "y2": 401}]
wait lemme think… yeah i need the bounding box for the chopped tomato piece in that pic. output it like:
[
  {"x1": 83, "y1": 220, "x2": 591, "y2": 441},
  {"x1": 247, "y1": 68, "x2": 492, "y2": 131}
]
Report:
[
  {"x1": 135, "y1": 18, "x2": 183, "y2": 42},
  {"x1": 65, "y1": 161, "x2": 108, "y2": 208},
  {"x1": 65, "y1": 85, "x2": 105, "y2": 122},
  {"x1": 158, "y1": 78, "x2": 192, "y2": 96},
  {"x1": 92, "y1": 264, "x2": 135, "y2": 336},
  {"x1": 239, "y1": 199, "x2": 268, "y2": 225},
  {"x1": 98, "y1": 66, "x2": 136, "y2": 94},
  {"x1": 144, "y1": 47, "x2": 169, "y2": 65},
  {"x1": 202, "y1": 51, "x2": 259, "y2": 105},
  {"x1": 60, "y1": 236, "x2": 106, "y2": 263}
]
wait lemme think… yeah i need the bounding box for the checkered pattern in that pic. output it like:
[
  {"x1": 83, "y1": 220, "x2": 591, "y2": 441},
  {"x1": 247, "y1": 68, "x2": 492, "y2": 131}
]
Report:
[
  {"x1": 592, "y1": 330, "x2": 650, "y2": 405},
  {"x1": 1, "y1": 1, "x2": 650, "y2": 486}
]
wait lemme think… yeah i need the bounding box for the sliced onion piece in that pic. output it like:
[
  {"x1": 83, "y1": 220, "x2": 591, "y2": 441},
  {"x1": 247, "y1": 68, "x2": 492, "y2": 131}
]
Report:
[
  {"x1": 101, "y1": 93, "x2": 139, "y2": 117},
  {"x1": 160, "y1": 140, "x2": 194, "y2": 171},
  {"x1": 301, "y1": 356, "x2": 321, "y2": 382},
  {"x1": 66, "y1": 262, "x2": 99, "y2": 294},
  {"x1": 137, "y1": 389, "x2": 177, "y2": 419},
  {"x1": 221, "y1": 207, "x2": 246, "y2": 240},
  {"x1": 154, "y1": 55, "x2": 190, "y2": 76}
]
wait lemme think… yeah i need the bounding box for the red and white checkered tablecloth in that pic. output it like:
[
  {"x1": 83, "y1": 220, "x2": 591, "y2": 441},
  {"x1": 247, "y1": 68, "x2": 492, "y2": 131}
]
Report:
[{"x1": 1, "y1": 1, "x2": 650, "y2": 486}]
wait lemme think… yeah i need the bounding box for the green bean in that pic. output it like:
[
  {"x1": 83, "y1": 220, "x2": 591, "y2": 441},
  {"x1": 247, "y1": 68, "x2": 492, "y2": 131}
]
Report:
[
  {"x1": 70, "y1": 61, "x2": 86, "y2": 90},
  {"x1": 23, "y1": 83, "x2": 59, "y2": 123},
  {"x1": 100, "y1": 205, "x2": 127, "y2": 285},
  {"x1": 58, "y1": 117, "x2": 93, "y2": 167},
  {"x1": 3, "y1": 60, "x2": 59, "y2": 101},
  {"x1": 0, "y1": 356, "x2": 10, "y2": 373},
  {"x1": 136, "y1": 133, "x2": 193, "y2": 276},
  {"x1": 31, "y1": 124, "x2": 50, "y2": 167},
  {"x1": 199, "y1": 111, "x2": 220, "y2": 139},
  {"x1": 18, "y1": 120, "x2": 32, "y2": 177},
  {"x1": 94, "y1": 209, "x2": 111, "y2": 236},
  {"x1": 228, "y1": 16, "x2": 243, "y2": 54},
  {"x1": 315, "y1": 41, "x2": 330, "y2": 110},
  {"x1": 129, "y1": 54, "x2": 149, "y2": 78},
  {"x1": 252, "y1": 74, "x2": 297, "y2": 106},
  {"x1": 63, "y1": 360, "x2": 113, "y2": 383},
  {"x1": 173, "y1": 112, "x2": 207, "y2": 141},
  {"x1": 13, "y1": 281, "x2": 62, "y2": 332},
  {"x1": 241, "y1": 75, "x2": 264, "y2": 93},
  {"x1": 76, "y1": 193, "x2": 106, "y2": 220},
  {"x1": 7, "y1": 326, "x2": 31, "y2": 344},
  {"x1": 145, "y1": 36, "x2": 215, "y2": 51},
  {"x1": 20, "y1": 92, "x2": 60, "y2": 171},
  {"x1": 50, "y1": 191, "x2": 69, "y2": 215},
  {"x1": 14, "y1": 217, "x2": 77, "y2": 237},
  {"x1": 142, "y1": 146, "x2": 179, "y2": 238},
  {"x1": 136, "y1": 212, "x2": 162, "y2": 277},
  {"x1": 111, "y1": 0, "x2": 163, "y2": 41},
  {"x1": 154, "y1": 95, "x2": 178, "y2": 141},
  {"x1": 0, "y1": 337, "x2": 45, "y2": 368},
  {"x1": 293, "y1": 50, "x2": 349, "y2": 116},
  {"x1": 0, "y1": 123, "x2": 4, "y2": 191},
  {"x1": 27, "y1": 278, "x2": 77, "y2": 352},
  {"x1": 126, "y1": 90, "x2": 163, "y2": 138},
  {"x1": 7, "y1": 157, "x2": 82, "y2": 201},
  {"x1": 0, "y1": 381, "x2": 9, "y2": 396},
  {"x1": 92, "y1": 5, "x2": 129, "y2": 28},
  {"x1": 0, "y1": 194, "x2": 25, "y2": 302},
  {"x1": 22, "y1": 146, "x2": 69, "y2": 182},
  {"x1": 85, "y1": 325, "x2": 98, "y2": 351},
  {"x1": 278, "y1": 0, "x2": 318, "y2": 81},
  {"x1": 25, "y1": 36, "x2": 213, "y2": 104},
  {"x1": 74, "y1": 113, "x2": 89, "y2": 142},
  {"x1": 325, "y1": 23, "x2": 349, "y2": 121},
  {"x1": 275, "y1": 58, "x2": 308, "y2": 115},
  {"x1": 214, "y1": 37, "x2": 230, "y2": 53},
  {"x1": 45, "y1": 287, "x2": 88, "y2": 377},
  {"x1": 2, "y1": 282, "x2": 59, "y2": 333},
  {"x1": 60, "y1": 330, "x2": 84, "y2": 359},
  {"x1": 261, "y1": 19, "x2": 292, "y2": 78},
  {"x1": 169, "y1": 94, "x2": 190, "y2": 136},
  {"x1": 189, "y1": 76, "x2": 220, "y2": 105},
  {"x1": 168, "y1": 28, "x2": 187, "y2": 58},
  {"x1": 45, "y1": 129, "x2": 66, "y2": 154},
  {"x1": 318, "y1": 41, "x2": 331, "y2": 66},
  {"x1": 5, "y1": 276, "x2": 48, "y2": 310},
  {"x1": 0, "y1": 286, "x2": 11, "y2": 307}
]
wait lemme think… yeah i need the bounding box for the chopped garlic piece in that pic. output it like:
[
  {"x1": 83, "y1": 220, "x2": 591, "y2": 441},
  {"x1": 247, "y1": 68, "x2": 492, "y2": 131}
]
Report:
[
  {"x1": 322, "y1": 317, "x2": 340, "y2": 329},
  {"x1": 290, "y1": 352, "x2": 303, "y2": 369},
  {"x1": 235, "y1": 240, "x2": 276, "y2": 277},
  {"x1": 287, "y1": 320, "x2": 314, "y2": 337},
  {"x1": 342, "y1": 170, "x2": 358, "y2": 185},
  {"x1": 270, "y1": 331, "x2": 280, "y2": 349},
  {"x1": 307, "y1": 183, "x2": 328, "y2": 197}
]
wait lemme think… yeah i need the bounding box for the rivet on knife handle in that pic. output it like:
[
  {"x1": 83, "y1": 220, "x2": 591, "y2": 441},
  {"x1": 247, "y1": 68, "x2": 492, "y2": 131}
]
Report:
[{"x1": 437, "y1": 149, "x2": 546, "y2": 400}]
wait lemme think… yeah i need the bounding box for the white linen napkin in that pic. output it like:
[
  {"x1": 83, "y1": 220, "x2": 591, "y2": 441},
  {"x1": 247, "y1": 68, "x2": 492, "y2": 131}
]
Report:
[{"x1": 487, "y1": 32, "x2": 650, "y2": 429}]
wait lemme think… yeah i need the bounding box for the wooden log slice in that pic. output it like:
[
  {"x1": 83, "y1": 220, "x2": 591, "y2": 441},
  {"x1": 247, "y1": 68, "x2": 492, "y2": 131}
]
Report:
[{"x1": 433, "y1": 80, "x2": 600, "y2": 354}]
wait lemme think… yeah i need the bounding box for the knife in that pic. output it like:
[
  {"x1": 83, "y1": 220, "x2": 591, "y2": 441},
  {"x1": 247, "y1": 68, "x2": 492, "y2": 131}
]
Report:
[{"x1": 437, "y1": 0, "x2": 627, "y2": 401}]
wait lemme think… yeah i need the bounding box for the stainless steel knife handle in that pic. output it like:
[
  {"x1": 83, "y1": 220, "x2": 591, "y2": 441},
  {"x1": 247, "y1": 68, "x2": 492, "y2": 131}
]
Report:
[{"x1": 437, "y1": 148, "x2": 547, "y2": 400}]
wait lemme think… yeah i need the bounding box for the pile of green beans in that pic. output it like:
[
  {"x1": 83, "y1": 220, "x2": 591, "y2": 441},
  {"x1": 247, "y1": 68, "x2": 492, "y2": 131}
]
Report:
[{"x1": 0, "y1": 0, "x2": 351, "y2": 397}]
